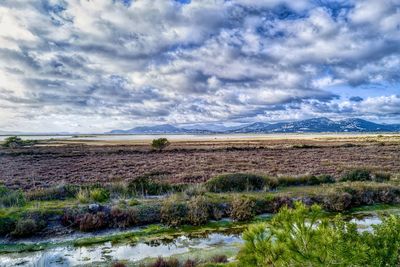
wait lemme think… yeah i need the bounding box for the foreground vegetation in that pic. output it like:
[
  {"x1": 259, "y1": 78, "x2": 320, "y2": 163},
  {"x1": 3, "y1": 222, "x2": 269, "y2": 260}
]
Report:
[
  {"x1": 113, "y1": 203, "x2": 400, "y2": 267},
  {"x1": 0, "y1": 168, "x2": 398, "y2": 241}
]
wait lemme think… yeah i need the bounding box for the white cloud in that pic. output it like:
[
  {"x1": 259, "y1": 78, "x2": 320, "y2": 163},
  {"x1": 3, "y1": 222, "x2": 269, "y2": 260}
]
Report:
[{"x1": 0, "y1": 0, "x2": 399, "y2": 132}]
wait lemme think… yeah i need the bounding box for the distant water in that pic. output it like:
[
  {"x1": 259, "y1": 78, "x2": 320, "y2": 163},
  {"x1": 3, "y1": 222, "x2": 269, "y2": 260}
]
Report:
[{"x1": 0, "y1": 132, "x2": 389, "y2": 142}]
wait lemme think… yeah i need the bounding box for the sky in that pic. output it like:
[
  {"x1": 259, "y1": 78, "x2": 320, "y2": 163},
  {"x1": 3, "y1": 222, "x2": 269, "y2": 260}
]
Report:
[{"x1": 0, "y1": 0, "x2": 399, "y2": 133}]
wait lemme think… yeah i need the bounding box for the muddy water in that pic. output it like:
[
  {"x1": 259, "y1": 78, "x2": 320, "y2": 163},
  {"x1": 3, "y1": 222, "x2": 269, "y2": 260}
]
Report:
[{"x1": 0, "y1": 209, "x2": 398, "y2": 267}]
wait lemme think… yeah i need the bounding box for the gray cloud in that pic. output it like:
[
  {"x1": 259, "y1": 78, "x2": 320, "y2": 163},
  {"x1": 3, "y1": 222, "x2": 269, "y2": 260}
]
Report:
[{"x1": 0, "y1": 0, "x2": 399, "y2": 132}]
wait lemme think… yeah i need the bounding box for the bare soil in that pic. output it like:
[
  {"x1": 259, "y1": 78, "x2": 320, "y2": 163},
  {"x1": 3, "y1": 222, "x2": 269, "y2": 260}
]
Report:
[{"x1": 1, "y1": 136, "x2": 399, "y2": 190}]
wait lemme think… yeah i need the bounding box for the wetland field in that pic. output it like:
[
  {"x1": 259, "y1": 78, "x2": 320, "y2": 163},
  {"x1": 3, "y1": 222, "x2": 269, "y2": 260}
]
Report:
[{"x1": 1, "y1": 134, "x2": 400, "y2": 266}]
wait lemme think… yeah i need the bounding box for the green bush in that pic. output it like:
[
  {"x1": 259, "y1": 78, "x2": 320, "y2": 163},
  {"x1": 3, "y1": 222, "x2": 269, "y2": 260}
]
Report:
[
  {"x1": 187, "y1": 196, "x2": 209, "y2": 226},
  {"x1": 2, "y1": 136, "x2": 36, "y2": 148},
  {"x1": 26, "y1": 184, "x2": 79, "y2": 201},
  {"x1": 206, "y1": 173, "x2": 266, "y2": 193},
  {"x1": 230, "y1": 196, "x2": 256, "y2": 221},
  {"x1": 161, "y1": 196, "x2": 188, "y2": 227},
  {"x1": 11, "y1": 218, "x2": 39, "y2": 238},
  {"x1": 89, "y1": 188, "x2": 110, "y2": 203},
  {"x1": 373, "y1": 172, "x2": 391, "y2": 182},
  {"x1": 270, "y1": 174, "x2": 335, "y2": 188},
  {"x1": 238, "y1": 202, "x2": 400, "y2": 267},
  {"x1": 342, "y1": 168, "x2": 372, "y2": 181},
  {"x1": 76, "y1": 189, "x2": 90, "y2": 203},
  {"x1": 0, "y1": 217, "x2": 17, "y2": 236},
  {"x1": 0, "y1": 186, "x2": 26, "y2": 207},
  {"x1": 128, "y1": 176, "x2": 174, "y2": 196},
  {"x1": 151, "y1": 138, "x2": 170, "y2": 151}
]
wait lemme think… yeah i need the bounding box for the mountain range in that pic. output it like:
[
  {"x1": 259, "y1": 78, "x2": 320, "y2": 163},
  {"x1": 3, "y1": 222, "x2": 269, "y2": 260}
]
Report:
[{"x1": 108, "y1": 118, "x2": 400, "y2": 134}]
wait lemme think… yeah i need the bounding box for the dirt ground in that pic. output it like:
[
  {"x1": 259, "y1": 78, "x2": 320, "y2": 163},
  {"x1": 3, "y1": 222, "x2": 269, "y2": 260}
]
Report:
[{"x1": 1, "y1": 135, "x2": 399, "y2": 190}]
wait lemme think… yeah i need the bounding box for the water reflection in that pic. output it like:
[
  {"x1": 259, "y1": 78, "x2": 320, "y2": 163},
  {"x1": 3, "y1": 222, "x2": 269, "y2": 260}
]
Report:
[{"x1": 0, "y1": 233, "x2": 242, "y2": 267}]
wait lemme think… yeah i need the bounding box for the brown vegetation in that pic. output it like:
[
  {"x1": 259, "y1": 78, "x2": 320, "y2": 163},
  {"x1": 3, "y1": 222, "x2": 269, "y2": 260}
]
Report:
[{"x1": 1, "y1": 137, "x2": 399, "y2": 190}]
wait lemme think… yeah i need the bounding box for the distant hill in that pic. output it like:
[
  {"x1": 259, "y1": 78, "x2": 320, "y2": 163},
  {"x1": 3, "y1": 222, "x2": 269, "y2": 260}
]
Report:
[
  {"x1": 108, "y1": 124, "x2": 213, "y2": 134},
  {"x1": 231, "y1": 118, "x2": 400, "y2": 133},
  {"x1": 107, "y1": 118, "x2": 400, "y2": 134}
]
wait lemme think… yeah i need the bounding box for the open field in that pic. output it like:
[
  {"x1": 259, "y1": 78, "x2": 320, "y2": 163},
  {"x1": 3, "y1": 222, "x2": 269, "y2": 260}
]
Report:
[{"x1": 1, "y1": 134, "x2": 400, "y2": 190}]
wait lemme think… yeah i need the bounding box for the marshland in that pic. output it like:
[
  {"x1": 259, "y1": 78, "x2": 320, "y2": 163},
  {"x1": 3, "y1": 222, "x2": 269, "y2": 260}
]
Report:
[{"x1": 1, "y1": 134, "x2": 400, "y2": 266}]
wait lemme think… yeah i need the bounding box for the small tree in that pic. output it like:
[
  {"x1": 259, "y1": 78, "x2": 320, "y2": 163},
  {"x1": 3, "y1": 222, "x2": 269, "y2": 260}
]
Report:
[
  {"x1": 2, "y1": 136, "x2": 36, "y2": 148},
  {"x1": 2, "y1": 136, "x2": 24, "y2": 148},
  {"x1": 151, "y1": 138, "x2": 170, "y2": 151}
]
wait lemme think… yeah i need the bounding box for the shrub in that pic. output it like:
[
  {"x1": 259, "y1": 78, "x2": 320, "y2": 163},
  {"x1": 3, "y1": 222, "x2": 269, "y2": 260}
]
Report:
[
  {"x1": 150, "y1": 257, "x2": 179, "y2": 267},
  {"x1": 341, "y1": 168, "x2": 371, "y2": 181},
  {"x1": 135, "y1": 204, "x2": 162, "y2": 225},
  {"x1": 151, "y1": 138, "x2": 170, "y2": 151},
  {"x1": 128, "y1": 176, "x2": 173, "y2": 196},
  {"x1": 210, "y1": 255, "x2": 228, "y2": 263},
  {"x1": 271, "y1": 174, "x2": 335, "y2": 187},
  {"x1": 183, "y1": 184, "x2": 207, "y2": 199},
  {"x1": 0, "y1": 217, "x2": 16, "y2": 236},
  {"x1": 183, "y1": 259, "x2": 197, "y2": 267},
  {"x1": 161, "y1": 196, "x2": 188, "y2": 227},
  {"x1": 238, "y1": 202, "x2": 400, "y2": 267},
  {"x1": 0, "y1": 186, "x2": 26, "y2": 207},
  {"x1": 206, "y1": 173, "x2": 266, "y2": 193},
  {"x1": 128, "y1": 198, "x2": 140, "y2": 206},
  {"x1": 110, "y1": 206, "x2": 137, "y2": 228},
  {"x1": 322, "y1": 192, "x2": 353, "y2": 212},
  {"x1": 187, "y1": 196, "x2": 209, "y2": 226},
  {"x1": 112, "y1": 262, "x2": 127, "y2": 267},
  {"x1": 230, "y1": 196, "x2": 256, "y2": 221},
  {"x1": 79, "y1": 212, "x2": 109, "y2": 232},
  {"x1": 2, "y1": 136, "x2": 36, "y2": 148},
  {"x1": 26, "y1": 184, "x2": 79, "y2": 201},
  {"x1": 11, "y1": 218, "x2": 38, "y2": 238},
  {"x1": 373, "y1": 172, "x2": 391, "y2": 182},
  {"x1": 90, "y1": 188, "x2": 110, "y2": 203},
  {"x1": 76, "y1": 189, "x2": 90, "y2": 204}
]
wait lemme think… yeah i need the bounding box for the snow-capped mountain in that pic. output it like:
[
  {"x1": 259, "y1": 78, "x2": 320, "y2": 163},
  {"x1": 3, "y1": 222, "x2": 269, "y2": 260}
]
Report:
[
  {"x1": 231, "y1": 118, "x2": 399, "y2": 133},
  {"x1": 108, "y1": 118, "x2": 400, "y2": 134}
]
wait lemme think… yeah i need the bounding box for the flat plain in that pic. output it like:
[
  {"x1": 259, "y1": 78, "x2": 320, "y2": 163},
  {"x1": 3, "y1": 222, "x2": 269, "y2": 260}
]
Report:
[{"x1": 1, "y1": 134, "x2": 399, "y2": 190}]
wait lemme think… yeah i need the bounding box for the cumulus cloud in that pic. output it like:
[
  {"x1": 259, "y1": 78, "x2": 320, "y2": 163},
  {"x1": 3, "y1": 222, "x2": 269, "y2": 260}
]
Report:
[{"x1": 0, "y1": 0, "x2": 399, "y2": 132}]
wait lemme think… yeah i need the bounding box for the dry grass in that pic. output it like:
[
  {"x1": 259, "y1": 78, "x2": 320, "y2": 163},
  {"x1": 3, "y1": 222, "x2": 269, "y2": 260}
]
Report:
[{"x1": 0, "y1": 135, "x2": 399, "y2": 190}]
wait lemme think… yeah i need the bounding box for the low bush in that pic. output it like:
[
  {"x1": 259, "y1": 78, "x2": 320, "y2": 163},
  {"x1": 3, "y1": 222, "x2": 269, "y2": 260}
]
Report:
[
  {"x1": 150, "y1": 257, "x2": 179, "y2": 267},
  {"x1": 76, "y1": 189, "x2": 90, "y2": 204},
  {"x1": 90, "y1": 188, "x2": 110, "y2": 203},
  {"x1": 183, "y1": 184, "x2": 207, "y2": 198},
  {"x1": 11, "y1": 218, "x2": 39, "y2": 238},
  {"x1": 26, "y1": 184, "x2": 79, "y2": 201},
  {"x1": 342, "y1": 168, "x2": 371, "y2": 181},
  {"x1": 110, "y1": 206, "x2": 137, "y2": 228},
  {"x1": 206, "y1": 173, "x2": 266, "y2": 193},
  {"x1": 0, "y1": 186, "x2": 26, "y2": 207},
  {"x1": 187, "y1": 196, "x2": 209, "y2": 226},
  {"x1": 161, "y1": 197, "x2": 188, "y2": 227},
  {"x1": 135, "y1": 204, "x2": 162, "y2": 225},
  {"x1": 230, "y1": 196, "x2": 256, "y2": 221},
  {"x1": 128, "y1": 176, "x2": 174, "y2": 196},
  {"x1": 0, "y1": 217, "x2": 17, "y2": 236},
  {"x1": 79, "y1": 211, "x2": 109, "y2": 232},
  {"x1": 373, "y1": 172, "x2": 391, "y2": 182},
  {"x1": 270, "y1": 174, "x2": 335, "y2": 188},
  {"x1": 151, "y1": 138, "x2": 170, "y2": 151},
  {"x1": 2, "y1": 136, "x2": 37, "y2": 148},
  {"x1": 210, "y1": 255, "x2": 228, "y2": 263}
]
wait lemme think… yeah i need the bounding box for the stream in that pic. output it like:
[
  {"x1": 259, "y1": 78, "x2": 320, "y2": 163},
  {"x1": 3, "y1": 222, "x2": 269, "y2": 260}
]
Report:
[{"x1": 0, "y1": 207, "x2": 398, "y2": 267}]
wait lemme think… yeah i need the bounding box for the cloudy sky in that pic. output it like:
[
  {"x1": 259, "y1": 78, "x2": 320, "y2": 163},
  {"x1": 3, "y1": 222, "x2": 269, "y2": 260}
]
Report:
[{"x1": 0, "y1": 0, "x2": 399, "y2": 133}]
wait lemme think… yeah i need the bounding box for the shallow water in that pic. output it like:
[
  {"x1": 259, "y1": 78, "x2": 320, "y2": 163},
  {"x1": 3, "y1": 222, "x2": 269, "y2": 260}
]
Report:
[
  {"x1": 0, "y1": 132, "x2": 386, "y2": 142},
  {"x1": 0, "y1": 209, "x2": 397, "y2": 267},
  {"x1": 0, "y1": 233, "x2": 242, "y2": 267}
]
